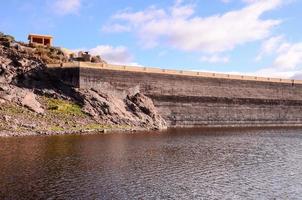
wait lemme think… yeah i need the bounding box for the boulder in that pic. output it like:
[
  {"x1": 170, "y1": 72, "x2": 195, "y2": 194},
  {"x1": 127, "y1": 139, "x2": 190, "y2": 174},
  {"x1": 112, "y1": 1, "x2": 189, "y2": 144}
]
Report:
[
  {"x1": 21, "y1": 92, "x2": 44, "y2": 114},
  {"x1": 0, "y1": 84, "x2": 45, "y2": 114}
]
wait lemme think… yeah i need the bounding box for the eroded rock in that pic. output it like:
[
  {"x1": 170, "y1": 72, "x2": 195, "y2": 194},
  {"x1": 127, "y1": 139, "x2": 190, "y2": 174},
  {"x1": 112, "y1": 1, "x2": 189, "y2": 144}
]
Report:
[
  {"x1": 21, "y1": 92, "x2": 44, "y2": 114},
  {"x1": 81, "y1": 87, "x2": 167, "y2": 130},
  {"x1": 0, "y1": 32, "x2": 167, "y2": 136}
]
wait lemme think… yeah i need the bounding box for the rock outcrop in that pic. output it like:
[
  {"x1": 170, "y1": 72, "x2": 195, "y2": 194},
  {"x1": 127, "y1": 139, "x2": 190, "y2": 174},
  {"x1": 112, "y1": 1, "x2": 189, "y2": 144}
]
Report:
[
  {"x1": 81, "y1": 88, "x2": 166, "y2": 130},
  {"x1": 0, "y1": 84, "x2": 44, "y2": 114},
  {"x1": 0, "y1": 32, "x2": 166, "y2": 136}
]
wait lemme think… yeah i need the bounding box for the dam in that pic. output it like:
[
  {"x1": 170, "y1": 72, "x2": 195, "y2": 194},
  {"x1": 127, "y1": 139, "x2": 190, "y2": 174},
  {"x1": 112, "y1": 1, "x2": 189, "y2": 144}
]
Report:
[{"x1": 47, "y1": 62, "x2": 302, "y2": 127}]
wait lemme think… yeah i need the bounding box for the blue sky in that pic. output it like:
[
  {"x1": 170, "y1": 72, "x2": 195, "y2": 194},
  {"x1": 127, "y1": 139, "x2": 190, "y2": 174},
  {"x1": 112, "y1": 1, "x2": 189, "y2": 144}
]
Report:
[{"x1": 1, "y1": 0, "x2": 302, "y2": 78}]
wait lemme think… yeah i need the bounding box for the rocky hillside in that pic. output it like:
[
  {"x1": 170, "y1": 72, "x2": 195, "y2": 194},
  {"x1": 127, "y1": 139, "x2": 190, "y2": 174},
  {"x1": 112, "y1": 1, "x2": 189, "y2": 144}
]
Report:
[{"x1": 0, "y1": 32, "x2": 166, "y2": 136}]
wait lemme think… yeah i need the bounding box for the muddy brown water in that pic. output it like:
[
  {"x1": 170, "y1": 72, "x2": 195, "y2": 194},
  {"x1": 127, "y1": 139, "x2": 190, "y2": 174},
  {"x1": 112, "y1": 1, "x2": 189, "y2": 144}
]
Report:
[{"x1": 1, "y1": 127, "x2": 302, "y2": 200}]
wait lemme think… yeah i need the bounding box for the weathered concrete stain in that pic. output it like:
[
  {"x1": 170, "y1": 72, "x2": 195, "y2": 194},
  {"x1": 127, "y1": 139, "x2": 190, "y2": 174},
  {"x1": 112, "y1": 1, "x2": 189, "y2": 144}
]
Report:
[{"x1": 48, "y1": 62, "x2": 302, "y2": 127}]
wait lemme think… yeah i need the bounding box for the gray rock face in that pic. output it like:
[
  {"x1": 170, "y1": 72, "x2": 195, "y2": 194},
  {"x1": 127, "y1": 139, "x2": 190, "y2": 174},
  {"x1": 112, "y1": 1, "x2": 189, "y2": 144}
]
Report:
[
  {"x1": 0, "y1": 38, "x2": 46, "y2": 86},
  {"x1": 81, "y1": 87, "x2": 167, "y2": 130},
  {"x1": 21, "y1": 92, "x2": 44, "y2": 114},
  {"x1": 0, "y1": 84, "x2": 44, "y2": 114},
  {"x1": 0, "y1": 32, "x2": 167, "y2": 132},
  {"x1": 0, "y1": 34, "x2": 58, "y2": 114}
]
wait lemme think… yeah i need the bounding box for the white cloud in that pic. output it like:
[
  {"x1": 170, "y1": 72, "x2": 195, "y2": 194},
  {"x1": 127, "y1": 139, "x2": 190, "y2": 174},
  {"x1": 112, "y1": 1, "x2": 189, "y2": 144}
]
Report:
[
  {"x1": 273, "y1": 42, "x2": 302, "y2": 70},
  {"x1": 254, "y1": 67, "x2": 298, "y2": 78},
  {"x1": 200, "y1": 55, "x2": 230, "y2": 64},
  {"x1": 53, "y1": 0, "x2": 81, "y2": 15},
  {"x1": 89, "y1": 45, "x2": 138, "y2": 66},
  {"x1": 256, "y1": 35, "x2": 284, "y2": 61},
  {"x1": 255, "y1": 39, "x2": 302, "y2": 79},
  {"x1": 291, "y1": 72, "x2": 302, "y2": 80},
  {"x1": 104, "y1": 0, "x2": 282, "y2": 53}
]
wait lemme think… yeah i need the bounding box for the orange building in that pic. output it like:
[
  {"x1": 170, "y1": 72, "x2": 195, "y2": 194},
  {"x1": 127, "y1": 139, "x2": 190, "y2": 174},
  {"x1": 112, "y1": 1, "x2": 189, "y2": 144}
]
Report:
[{"x1": 28, "y1": 34, "x2": 53, "y2": 46}]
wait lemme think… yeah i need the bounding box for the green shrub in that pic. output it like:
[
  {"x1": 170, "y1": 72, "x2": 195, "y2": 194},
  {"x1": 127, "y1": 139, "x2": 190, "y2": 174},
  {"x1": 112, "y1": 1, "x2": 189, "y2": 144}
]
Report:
[{"x1": 46, "y1": 98, "x2": 84, "y2": 116}]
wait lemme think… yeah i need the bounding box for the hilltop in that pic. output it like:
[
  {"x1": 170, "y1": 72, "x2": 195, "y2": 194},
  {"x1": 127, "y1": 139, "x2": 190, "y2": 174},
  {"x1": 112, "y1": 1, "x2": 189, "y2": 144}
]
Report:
[{"x1": 0, "y1": 32, "x2": 166, "y2": 136}]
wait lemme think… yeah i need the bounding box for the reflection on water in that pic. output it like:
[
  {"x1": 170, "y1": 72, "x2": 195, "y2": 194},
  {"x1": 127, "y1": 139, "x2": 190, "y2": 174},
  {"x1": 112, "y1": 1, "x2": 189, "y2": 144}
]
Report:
[{"x1": 1, "y1": 128, "x2": 302, "y2": 199}]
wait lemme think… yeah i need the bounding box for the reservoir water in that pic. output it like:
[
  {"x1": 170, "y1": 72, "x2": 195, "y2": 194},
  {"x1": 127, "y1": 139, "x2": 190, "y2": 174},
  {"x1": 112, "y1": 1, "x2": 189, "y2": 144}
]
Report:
[{"x1": 1, "y1": 128, "x2": 302, "y2": 199}]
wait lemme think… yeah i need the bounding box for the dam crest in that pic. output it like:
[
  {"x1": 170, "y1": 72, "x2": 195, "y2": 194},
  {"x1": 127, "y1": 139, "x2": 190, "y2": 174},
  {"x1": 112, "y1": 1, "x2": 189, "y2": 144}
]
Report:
[{"x1": 48, "y1": 62, "x2": 302, "y2": 85}]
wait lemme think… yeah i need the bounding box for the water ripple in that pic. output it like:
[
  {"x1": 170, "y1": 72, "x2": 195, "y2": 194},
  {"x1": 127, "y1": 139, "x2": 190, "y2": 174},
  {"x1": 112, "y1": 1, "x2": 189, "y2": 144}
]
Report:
[{"x1": 1, "y1": 128, "x2": 302, "y2": 199}]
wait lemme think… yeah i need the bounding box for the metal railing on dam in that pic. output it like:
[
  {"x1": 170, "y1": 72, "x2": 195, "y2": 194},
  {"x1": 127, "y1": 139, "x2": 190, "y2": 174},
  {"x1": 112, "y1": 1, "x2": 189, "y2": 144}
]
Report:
[{"x1": 47, "y1": 62, "x2": 302, "y2": 85}]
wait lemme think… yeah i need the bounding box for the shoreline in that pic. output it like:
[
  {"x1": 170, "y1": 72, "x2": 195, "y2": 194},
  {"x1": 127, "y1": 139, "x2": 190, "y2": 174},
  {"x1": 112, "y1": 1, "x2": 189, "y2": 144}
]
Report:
[
  {"x1": 2, "y1": 124, "x2": 302, "y2": 138},
  {"x1": 0, "y1": 126, "x2": 149, "y2": 137}
]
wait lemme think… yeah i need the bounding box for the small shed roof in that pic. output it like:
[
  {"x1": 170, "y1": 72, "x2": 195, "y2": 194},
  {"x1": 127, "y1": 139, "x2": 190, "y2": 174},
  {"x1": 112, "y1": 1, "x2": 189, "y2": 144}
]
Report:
[{"x1": 28, "y1": 34, "x2": 53, "y2": 39}]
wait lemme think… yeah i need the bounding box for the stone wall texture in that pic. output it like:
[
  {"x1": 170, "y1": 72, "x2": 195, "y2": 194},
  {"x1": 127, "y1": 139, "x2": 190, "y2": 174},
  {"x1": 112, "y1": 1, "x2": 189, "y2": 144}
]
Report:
[{"x1": 50, "y1": 65, "x2": 302, "y2": 127}]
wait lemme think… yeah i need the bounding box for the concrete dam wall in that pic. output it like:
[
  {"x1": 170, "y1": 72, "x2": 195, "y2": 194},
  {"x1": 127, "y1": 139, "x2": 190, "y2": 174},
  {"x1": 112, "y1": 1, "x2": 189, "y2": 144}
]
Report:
[{"x1": 48, "y1": 62, "x2": 302, "y2": 127}]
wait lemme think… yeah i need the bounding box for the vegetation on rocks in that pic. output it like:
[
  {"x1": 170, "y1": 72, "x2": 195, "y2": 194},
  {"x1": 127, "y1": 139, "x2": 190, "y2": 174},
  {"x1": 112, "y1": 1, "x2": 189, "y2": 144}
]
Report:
[{"x1": 44, "y1": 97, "x2": 84, "y2": 116}]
